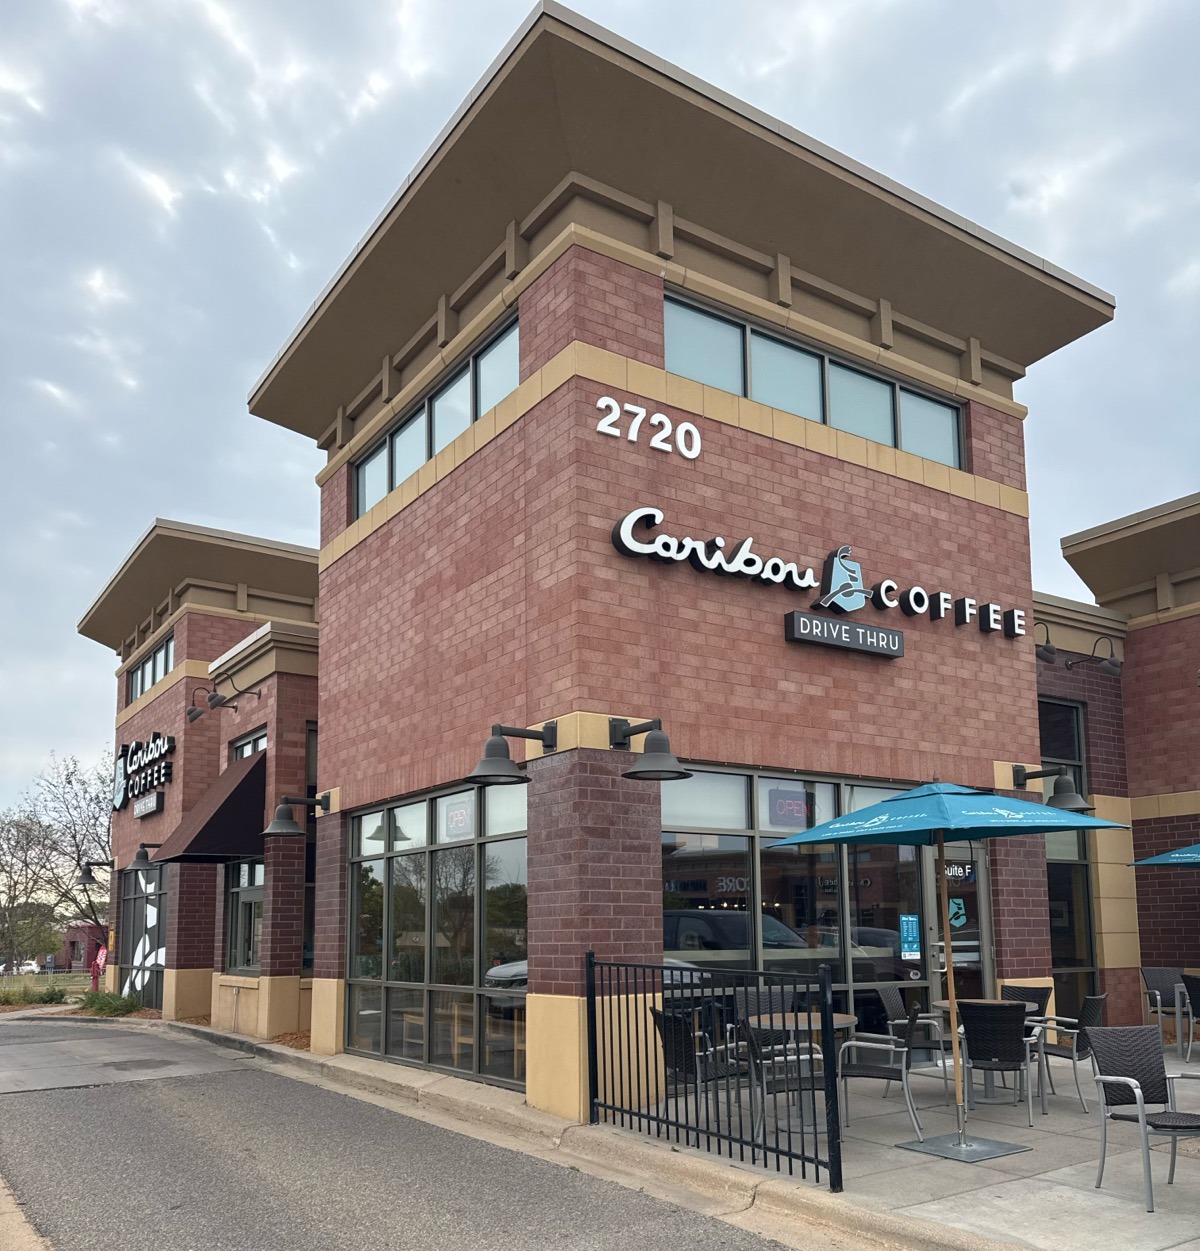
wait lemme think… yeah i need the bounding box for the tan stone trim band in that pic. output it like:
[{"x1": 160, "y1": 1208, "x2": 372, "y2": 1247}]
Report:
[
  {"x1": 115, "y1": 659, "x2": 211, "y2": 728},
  {"x1": 1131, "y1": 791, "x2": 1200, "y2": 821},
  {"x1": 320, "y1": 340, "x2": 1030, "y2": 573},
  {"x1": 1125, "y1": 600, "x2": 1200, "y2": 631},
  {"x1": 317, "y1": 223, "x2": 1028, "y2": 486}
]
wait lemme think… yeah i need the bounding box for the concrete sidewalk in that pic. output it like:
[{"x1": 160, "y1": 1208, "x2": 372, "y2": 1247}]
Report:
[{"x1": 16, "y1": 1011, "x2": 1199, "y2": 1251}]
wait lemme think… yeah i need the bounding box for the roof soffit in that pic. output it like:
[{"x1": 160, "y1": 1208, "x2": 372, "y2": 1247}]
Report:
[{"x1": 249, "y1": 11, "x2": 1113, "y2": 441}]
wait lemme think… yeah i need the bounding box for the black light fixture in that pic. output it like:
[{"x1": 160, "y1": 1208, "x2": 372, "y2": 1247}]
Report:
[
  {"x1": 1011, "y1": 764, "x2": 1094, "y2": 813},
  {"x1": 465, "y1": 723, "x2": 558, "y2": 787},
  {"x1": 185, "y1": 688, "x2": 210, "y2": 723},
  {"x1": 207, "y1": 671, "x2": 262, "y2": 711},
  {"x1": 608, "y1": 718, "x2": 692, "y2": 782},
  {"x1": 262, "y1": 792, "x2": 331, "y2": 838},
  {"x1": 130, "y1": 843, "x2": 162, "y2": 867},
  {"x1": 1033, "y1": 622, "x2": 1057, "y2": 666},
  {"x1": 1065, "y1": 635, "x2": 1122, "y2": 678},
  {"x1": 74, "y1": 859, "x2": 113, "y2": 888}
]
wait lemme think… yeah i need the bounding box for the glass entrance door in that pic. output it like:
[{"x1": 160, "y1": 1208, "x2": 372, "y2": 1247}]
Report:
[{"x1": 931, "y1": 851, "x2": 990, "y2": 1002}]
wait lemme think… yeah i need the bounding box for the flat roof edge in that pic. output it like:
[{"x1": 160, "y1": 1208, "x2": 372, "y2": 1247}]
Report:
[
  {"x1": 1032, "y1": 589, "x2": 1129, "y2": 626},
  {"x1": 247, "y1": 0, "x2": 1114, "y2": 413}
]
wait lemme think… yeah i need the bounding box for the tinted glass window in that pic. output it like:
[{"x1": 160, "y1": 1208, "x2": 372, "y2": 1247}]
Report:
[
  {"x1": 664, "y1": 300, "x2": 743, "y2": 394},
  {"x1": 485, "y1": 787, "x2": 527, "y2": 837},
  {"x1": 661, "y1": 770, "x2": 749, "y2": 830},
  {"x1": 829, "y1": 364, "x2": 893, "y2": 444},
  {"x1": 900, "y1": 390, "x2": 959, "y2": 467},
  {"x1": 431, "y1": 846, "x2": 475, "y2": 985},
  {"x1": 476, "y1": 323, "x2": 519, "y2": 415},
  {"x1": 356, "y1": 444, "x2": 387, "y2": 513},
  {"x1": 391, "y1": 412, "x2": 426, "y2": 486},
  {"x1": 431, "y1": 368, "x2": 470, "y2": 455},
  {"x1": 749, "y1": 332, "x2": 822, "y2": 421},
  {"x1": 1039, "y1": 702, "x2": 1081, "y2": 764}
]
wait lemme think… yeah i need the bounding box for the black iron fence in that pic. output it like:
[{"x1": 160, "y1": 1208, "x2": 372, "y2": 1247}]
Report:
[{"x1": 584, "y1": 953, "x2": 842, "y2": 1191}]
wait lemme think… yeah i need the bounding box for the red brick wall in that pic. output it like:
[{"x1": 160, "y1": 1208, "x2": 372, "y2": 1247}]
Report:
[
  {"x1": 1037, "y1": 652, "x2": 1127, "y2": 796},
  {"x1": 526, "y1": 750, "x2": 663, "y2": 996},
  {"x1": 518, "y1": 246, "x2": 665, "y2": 377},
  {"x1": 1099, "y1": 967, "x2": 1144, "y2": 1027},
  {"x1": 988, "y1": 822, "x2": 1052, "y2": 980},
  {"x1": 261, "y1": 837, "x2": 306, "y2": 978},
  {"x1": 964, "y1": 400, "x2": 1026, "y2": 490},
  {"x1": 1133, "y1": 813, "x2": 1200, "y2": 968},
  {"x1": 312, "y1": 810, "x2": 348, "y2": 981},
  {"x1": 322, "y1": 464, "x2": 352, "y2": 546},
  {"x1": 1123, "y1": 616, "x2": 1200, "y2": 796},
  {"x1": 164, "y1": 862, "x2": 219, "y2": 971}
]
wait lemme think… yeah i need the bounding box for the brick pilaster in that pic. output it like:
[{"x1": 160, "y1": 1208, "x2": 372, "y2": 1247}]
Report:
[
  {"x1": 163, "y1": 861, "x2": 219, "y2": 969},
  {"x1": 526, "y1": 748, "x2": 663, "y2": 997},
  {"x1": 260, "y1": 837, "x2": 306, "y2": 977},
  {"x1": 313, "y1": 811, "x2": 348, "y2": 980}
]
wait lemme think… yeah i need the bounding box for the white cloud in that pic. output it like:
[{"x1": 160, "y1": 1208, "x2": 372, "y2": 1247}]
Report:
[
  {"x1": 29, "y1": 379, "x2": 80, "y2": 410},
  {"x1": 1004, "y1": 139, "x2": 1130, "y2": 221},
  {"x1": 1165, "y1": 258, "x2": 1200, "y2": 298},
  {"x1": 82, "y1": 267, "x2": 128, "y2": 305},
  {"x1": 69, "y1": 328, "x2": 140, "y2": 389},
  {"x1": 118, "y1": 152, "x2": 183, "y2": 215},
  {"x1": 0, "y1": 62, "x2": 44, "y2": 114},
  {"x1": 941, "y1": 51, "x2": 1032, "y2": 123},
  {"x1": 1046, "y1": 0, "x2": 1171, "y2": 76}
]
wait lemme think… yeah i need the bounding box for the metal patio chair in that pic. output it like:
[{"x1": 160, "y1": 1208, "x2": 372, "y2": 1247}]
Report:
[
  {"x1": 959, "y1": 1000, "x2": 1045, "y2": 1127},
  {"x1": 1038, "y1": 993, "x2": 1106, "y2": 1111},
  {"x1": 1140, "y1": 967, "x2": 1188, "y2": 1050},
  {"x1": 1087, "y1": 1024, "x2": 1200, "y2": 1212},
  {"x1": 877, "y1": 984, "x2": 950, "y2": 1105},
  {"x1": 1180, "y1": 974, "x2": 1200, "y2": 1063},
  {"x1": 837, "y1": 1001, "x2": 925, "y2": 1140}
]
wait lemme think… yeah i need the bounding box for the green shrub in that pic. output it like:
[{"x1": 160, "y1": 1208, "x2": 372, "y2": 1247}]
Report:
[
  {"x1": 36, "y1": 983, "x2": 67, "y2": 1004},
  {"x1": 0, "y1": 988, "x2": 14, "y2": 1006},
  {"x1": 78, "y1": 990, "x2": 141, "y2": 1017}
]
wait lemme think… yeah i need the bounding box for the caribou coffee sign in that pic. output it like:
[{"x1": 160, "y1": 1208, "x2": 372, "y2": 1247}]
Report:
[
  {"x1": 112, "y1": 733, "x2": 175, "y2": 813},
  {"x1": 611, "y1": 506, "x2": 1025, "y2": 660}
]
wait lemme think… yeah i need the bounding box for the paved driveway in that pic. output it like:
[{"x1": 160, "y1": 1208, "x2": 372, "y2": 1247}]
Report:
[{"x1": 0, "y1": 1021, "x2": 789, "y2": 1251}]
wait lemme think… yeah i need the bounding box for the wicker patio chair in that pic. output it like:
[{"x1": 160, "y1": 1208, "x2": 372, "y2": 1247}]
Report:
[
  {"x1": 650, "y1": 1005, "x2": 747, "y2": 1138},
  {"x1": 1087, "y1": 1024, "x2": 1200, "y2": 1212},
  {"x1": 959, "y1": 1000, "x2": 1045, "y2": 1127},
  {"x1": 877, "y1": 984, "x2": 949, "y2": 1104},
  {"x1": 1001, "y1": 982, "x2": 1053, "y2": 1038},
  {"x1": 1038, "y1": 993, "x2": 1106, "y2": 1111},
  {"x1": 1180, "y1": 974, "x2": 1200, "y2": 1063},
  {"x1": 1140, "y1": 967, "x2": 1187, "y2": 1049},
  {"x1": 837, "y1": 1001, "x2": 925, "y2": 1140},
  {"x1": 736, "y1": 1014, "x2": 823, "y2": 1159}
]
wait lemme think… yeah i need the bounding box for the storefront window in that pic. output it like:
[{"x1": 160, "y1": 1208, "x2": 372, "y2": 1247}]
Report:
[
  {"x1": 661, "y1": 770, "x2": 749, "y2": 830},
  {"x1": 226, "y1": 858, "x2": 264, "y2": 975},
  {"x1": 662, "y1": 831, "x2": 753, "y2": 969},
  {"x1": 348, "y1": 788, "x2": 527, "y2": 1086}
]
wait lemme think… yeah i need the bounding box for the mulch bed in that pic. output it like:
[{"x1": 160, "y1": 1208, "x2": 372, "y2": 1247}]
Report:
[
  {"x1": 178, "y1": 1015, "x2": 211, "y2": 1026},
  {"x1": 270, "y1": 1030, "x2": 311, "y2": 1050}
]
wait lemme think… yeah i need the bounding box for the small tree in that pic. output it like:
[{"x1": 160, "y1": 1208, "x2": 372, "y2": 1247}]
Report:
[{"x1": 0, "y1": 810, "x2": 54, "y2": 968}]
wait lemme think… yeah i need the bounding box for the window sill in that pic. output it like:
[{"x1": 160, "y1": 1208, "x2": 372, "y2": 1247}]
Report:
[{"x1": 219, "y1": 973, "x2": 260, "y2": 987}]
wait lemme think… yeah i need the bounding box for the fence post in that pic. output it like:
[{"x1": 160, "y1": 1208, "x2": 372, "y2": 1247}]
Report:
[
  {"x1": 818, "y1": 963, "x2": 843, "y2": 1192},
  {"x1": 584, "y1": 950, "x2": 599, "y2": 1124}
]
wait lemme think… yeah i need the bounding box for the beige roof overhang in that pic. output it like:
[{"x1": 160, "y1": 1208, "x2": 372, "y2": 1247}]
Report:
[
  {"x1": 78, "y1": 519, "x2": 318, "y2": 650},
  {"x1": 1062, "y1": 492, "x2": 1200, "y2": 603},
  {"x1": 249, "y1": 1, "x2": 1115, "y2": 442}
]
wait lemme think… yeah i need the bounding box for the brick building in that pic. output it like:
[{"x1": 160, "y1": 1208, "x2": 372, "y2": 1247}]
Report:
[{"x1": 78, "y1": 6, "x2": 1196, "y2": 1110}]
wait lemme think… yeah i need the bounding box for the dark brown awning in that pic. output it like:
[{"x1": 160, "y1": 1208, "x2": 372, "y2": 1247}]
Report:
[{"x1": 152, "y1": 752, "x2": 266, "y2": 863}]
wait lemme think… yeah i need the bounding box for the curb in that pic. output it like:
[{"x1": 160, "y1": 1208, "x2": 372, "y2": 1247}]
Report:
[{"x1": 25, "y1": 1014, "x2": 1018, "y2": 1251}]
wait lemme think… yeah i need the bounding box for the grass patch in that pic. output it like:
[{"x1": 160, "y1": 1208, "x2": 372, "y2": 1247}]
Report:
[
  {"x1": 77, "y1": 990, "x2": 142, "y2": 1017},
  {"x1": 0, "y1": 978, "x2": 70, "y2": 1006}
]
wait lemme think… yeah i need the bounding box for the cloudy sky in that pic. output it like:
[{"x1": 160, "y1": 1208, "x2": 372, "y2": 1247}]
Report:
[{"x1": 1, "y1": 0, "x2": 1196, "y2": 806}]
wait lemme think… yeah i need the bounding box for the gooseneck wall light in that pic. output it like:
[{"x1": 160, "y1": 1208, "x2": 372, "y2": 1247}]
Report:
[
  {"x1": 608, "y1": 718, "x2": 693, "y2": 782},
  {"x1": 262, "y1": 793, "x2": 331, "y2": 838},
  {"x1": 1010, "y1": 764, "x2": 1094, "y2": 813},
  {"x1": 466, "y1": 723, "x2": 558, "y2": 787},
  {"x1": 1033, "y1": 622, "x2": 1057, "y2": 666},
  {"x1": 186, "y1": 673, "x2": 263, "y2": 723},
  {"x1": 1064, "y1": 635, "x2": 1122, "y2": 678},
  {"x1": 74, "y1": 858, "x2": 114, "y2": 888}
]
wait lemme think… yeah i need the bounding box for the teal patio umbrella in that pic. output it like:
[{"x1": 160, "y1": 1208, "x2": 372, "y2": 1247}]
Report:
[
  {"x1": 772, "y1": 781, "x2": 1126, "y2": 1161},
  {"x1": 1131, "y1": 842, "x2": 1200, "y2": 866}
]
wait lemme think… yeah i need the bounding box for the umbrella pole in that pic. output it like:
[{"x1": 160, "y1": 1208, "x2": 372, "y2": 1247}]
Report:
[{"x1": 937, "y1": 829, "x2": 967, "y2": 1145}]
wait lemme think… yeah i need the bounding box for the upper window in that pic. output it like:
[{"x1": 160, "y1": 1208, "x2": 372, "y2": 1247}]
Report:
[
  {"x1": 664, "y1": 297, "x2": 962, "y2": 469},
  {"x1": 354, "y1": 321, "x2": 519, "y2": 518},
  {"x1": 126, "y1": 635, "x2": 174, "y2": 703},
  {"x1": 231, "y1": 730, "x2": 267, "y2": 760}
]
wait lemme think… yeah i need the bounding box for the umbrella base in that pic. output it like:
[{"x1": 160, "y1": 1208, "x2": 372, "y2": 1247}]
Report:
[{"x1": 896, "y1": 1133, "x2": 1030, "y2": 1163}]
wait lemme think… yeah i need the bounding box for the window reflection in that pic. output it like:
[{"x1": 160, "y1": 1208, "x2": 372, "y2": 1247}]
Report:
[
  {"x1": 351, "y1": 861, "x2": 384, "y2": 979},
  {"x1": 430, "y1": 990, "x2": 474, "y2": 1071},
  {"x1": 661, "y1": 831, "x2": 753, "y2": 970},
  {"x1": 760, "y1": 839, "x2": 845, "y2": 983},
  {"x1": 431, "y1": 846, "x2": 475, "y2": 985},
  {"x1": 483, "y1": 839, "x2": 527, "y2": 972},
  {"x1": 389, "y1": 854, "x2": 426, "y2": 982}
]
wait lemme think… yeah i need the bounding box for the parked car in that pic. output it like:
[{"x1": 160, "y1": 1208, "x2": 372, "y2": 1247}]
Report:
[{"x1": 17, "y1": 960, "x2": 40, "y2": 975}]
